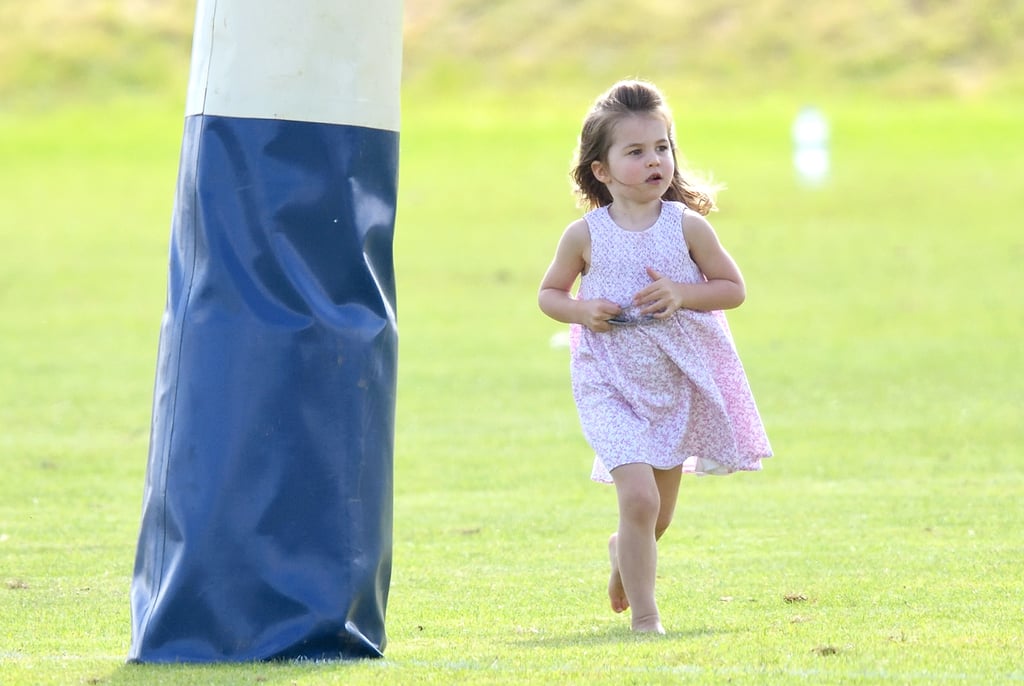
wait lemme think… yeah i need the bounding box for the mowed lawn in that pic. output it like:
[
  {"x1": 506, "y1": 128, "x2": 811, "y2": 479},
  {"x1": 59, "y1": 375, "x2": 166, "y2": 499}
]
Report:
[{"x1": 0, "y1": 95, "x2": 1021, "y2": 684}]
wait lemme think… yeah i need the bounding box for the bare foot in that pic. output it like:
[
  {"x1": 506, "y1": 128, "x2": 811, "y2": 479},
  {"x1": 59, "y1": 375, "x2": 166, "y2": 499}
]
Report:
[
  {"x1": 631, "y1": 614, "x2": 666, "y2": 634},
  {"x1": 607, "y1": 533, "x2": 629, "y2": 613}
]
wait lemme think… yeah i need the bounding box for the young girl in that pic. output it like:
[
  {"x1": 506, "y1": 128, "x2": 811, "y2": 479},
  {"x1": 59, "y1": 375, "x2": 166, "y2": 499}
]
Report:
[{"x1": 538, "y1": 80, "x2": 772, "y2": 633}]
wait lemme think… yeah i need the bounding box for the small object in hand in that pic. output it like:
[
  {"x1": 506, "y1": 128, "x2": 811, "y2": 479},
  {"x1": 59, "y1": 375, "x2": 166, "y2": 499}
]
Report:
[{"x1": 608, "y1": 304, "x2": 657, "y2": 326}]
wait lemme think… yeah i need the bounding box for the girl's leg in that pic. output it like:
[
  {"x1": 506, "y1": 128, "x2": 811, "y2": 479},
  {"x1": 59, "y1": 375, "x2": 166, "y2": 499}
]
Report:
[
  {"x1": 653, "y1": 466, "x2": 683, "y2": 540},
  {"x1": 608, "y1": 465, "x2": 683, "y2": 630},
  {"x1": 607, "y1": 533, "x2": 629, "y2": 613},
  {"x1": 609, "y1": 463, "x2": 663, "y2": 632}
]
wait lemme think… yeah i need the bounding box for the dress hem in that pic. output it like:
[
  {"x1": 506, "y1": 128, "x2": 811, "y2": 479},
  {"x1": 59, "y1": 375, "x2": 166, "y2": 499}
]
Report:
[{"x1": 591, "y1": 454, "x2": 767, "y2": 484}]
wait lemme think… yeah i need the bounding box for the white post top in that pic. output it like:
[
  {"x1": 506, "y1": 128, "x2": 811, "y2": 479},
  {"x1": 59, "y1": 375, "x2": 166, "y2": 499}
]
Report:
[{"x1": 185, "y1": 0, "x2": 403, "y2": 132}]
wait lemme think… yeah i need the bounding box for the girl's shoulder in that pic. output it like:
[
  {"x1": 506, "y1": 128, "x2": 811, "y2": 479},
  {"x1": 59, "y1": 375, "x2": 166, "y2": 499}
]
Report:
[
  {"x1": 565, "y1": 216, "x2": 590, "y2": 237},
  {"x1": 662, "y1": 200, "x2": 687, "y2": 219},
  {"x1": 681, "y1": 207, "x2": 714, "y2": 234},
  {"x1": 559, "y1": 217, "x2": 591, "y2": 251},
  {"x1": 582, "y1": 204, "x2": 610, "y2": 223},
  {"x1": 580, "y1": 205, "x2": 615, "y2": 237}
]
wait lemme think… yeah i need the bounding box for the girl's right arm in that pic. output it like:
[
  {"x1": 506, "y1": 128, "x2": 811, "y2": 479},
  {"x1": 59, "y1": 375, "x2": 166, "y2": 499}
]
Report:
[{"x1": 538, "y1": 219, "x2": 622, "y2": 332}]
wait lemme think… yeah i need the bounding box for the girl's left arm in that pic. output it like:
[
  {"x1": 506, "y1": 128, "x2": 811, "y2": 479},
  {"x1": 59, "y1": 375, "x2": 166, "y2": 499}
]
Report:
[{"x1": 635, "y1": 212, "x2": 746, "y2": 316}]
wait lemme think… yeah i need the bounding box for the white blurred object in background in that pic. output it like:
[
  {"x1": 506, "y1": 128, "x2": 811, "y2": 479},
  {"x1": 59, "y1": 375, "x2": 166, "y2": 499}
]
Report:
[{"x1": 792, "y1": 106, "x2": 830, "y2": 186}]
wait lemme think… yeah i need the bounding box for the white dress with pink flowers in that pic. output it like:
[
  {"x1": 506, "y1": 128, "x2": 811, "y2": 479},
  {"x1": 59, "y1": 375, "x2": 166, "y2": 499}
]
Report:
[{"x1": 569, "y1": 201, "x2": 773, "y2": 483}]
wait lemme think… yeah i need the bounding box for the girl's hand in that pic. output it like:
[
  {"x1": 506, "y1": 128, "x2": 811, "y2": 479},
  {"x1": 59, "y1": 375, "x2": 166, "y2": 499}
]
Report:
[
  {"x1": 581, "y1": 298, "x2": 623, "y2": 332},
  {"x1": 634, "y1": 267, "x2": 685, "y2": 318}
]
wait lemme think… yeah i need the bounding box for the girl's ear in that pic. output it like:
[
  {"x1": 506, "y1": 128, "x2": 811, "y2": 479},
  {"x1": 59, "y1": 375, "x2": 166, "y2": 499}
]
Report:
[{"x1": 591, "y1": 159, "x2": 610, "y2": 184}]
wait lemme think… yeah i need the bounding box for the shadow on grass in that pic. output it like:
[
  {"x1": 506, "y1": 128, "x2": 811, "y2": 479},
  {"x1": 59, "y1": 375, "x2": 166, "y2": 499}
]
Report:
[
  {"x1": 100, "y1": 657, "x2": 385, "y2": 685},
  {"x1": 512, "y1": 623, "x2": 728, "y2": 649}
]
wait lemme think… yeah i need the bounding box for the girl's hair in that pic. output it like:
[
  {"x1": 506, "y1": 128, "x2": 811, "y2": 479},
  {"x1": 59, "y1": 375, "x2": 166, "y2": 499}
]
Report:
[{"x1": 571, "y1": 80, "x2": 718, "y2": 215}]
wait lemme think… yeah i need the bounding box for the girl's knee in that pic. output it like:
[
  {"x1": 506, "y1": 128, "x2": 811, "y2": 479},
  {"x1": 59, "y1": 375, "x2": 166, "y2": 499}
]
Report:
[
  {"x1": 619, "y1": 486, "x2": 661, "y2": 526},
  {"x1": 613, "y1": 464, "x2": 662, "y2": 526}
]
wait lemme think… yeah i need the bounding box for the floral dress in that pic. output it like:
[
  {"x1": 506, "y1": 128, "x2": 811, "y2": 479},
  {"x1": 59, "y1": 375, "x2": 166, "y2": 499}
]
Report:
[{"x1": 569, "y1": 201, "x2": 773, "y2": 483}]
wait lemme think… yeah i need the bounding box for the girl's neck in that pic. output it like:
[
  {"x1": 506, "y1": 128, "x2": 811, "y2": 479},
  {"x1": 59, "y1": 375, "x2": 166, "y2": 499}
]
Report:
[{"x1": 607, "y1": 199, "x2": 662, "y2": 232}]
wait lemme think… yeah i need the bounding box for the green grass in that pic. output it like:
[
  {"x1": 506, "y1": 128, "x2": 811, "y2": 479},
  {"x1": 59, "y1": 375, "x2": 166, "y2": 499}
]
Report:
[
  {"x1": 3, "y1": 0, "x2": 1024, "y2": 105},
  {"x1": 402, "y1": 0, "x2": 1024, "y2": 100},
  {"x1": 1, "y1": 93, "x2": 1022, "y2": 684}
]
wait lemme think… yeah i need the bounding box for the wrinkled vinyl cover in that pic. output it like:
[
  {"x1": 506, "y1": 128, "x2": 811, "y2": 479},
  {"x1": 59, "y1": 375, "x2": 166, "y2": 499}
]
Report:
[{"x1": 128, "y1": 114, "x2": 398, "y2": 662}]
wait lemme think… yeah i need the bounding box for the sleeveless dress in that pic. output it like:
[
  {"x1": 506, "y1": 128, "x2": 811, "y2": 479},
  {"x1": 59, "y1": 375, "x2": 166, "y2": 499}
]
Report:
[{"x1": 569, "y1": 201, "x2": 773, "y2": 483}]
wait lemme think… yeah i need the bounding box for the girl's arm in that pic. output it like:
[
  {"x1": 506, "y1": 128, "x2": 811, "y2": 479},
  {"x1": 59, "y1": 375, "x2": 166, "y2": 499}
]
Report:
[
  {"x1": 539, "y1": 219, "x2": 622, "y2": 332},
  {"x1": 635, "y1": 212, "x2": 746, "y2": 316}
]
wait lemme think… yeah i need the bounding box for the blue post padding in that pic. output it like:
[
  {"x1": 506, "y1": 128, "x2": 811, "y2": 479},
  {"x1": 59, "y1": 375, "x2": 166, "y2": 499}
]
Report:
[{"x1": 129, "y1": 114, "x2": 398, "y2": 662}]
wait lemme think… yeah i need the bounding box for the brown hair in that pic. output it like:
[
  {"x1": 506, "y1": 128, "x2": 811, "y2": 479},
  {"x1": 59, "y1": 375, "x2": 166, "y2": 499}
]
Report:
[{"x1": 570, "y1": 80, "x2": 718, "y2": 215}]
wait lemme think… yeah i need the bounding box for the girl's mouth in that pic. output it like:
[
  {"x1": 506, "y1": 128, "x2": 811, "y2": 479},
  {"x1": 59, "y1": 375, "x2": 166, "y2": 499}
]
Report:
[{"x1": 646, "y1": 173, "x2": 663, "y2": 183}]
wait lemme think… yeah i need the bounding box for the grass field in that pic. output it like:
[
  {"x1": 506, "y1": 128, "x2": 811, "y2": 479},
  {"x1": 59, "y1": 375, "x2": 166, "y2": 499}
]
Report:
[
  {"x1": 1, "y1": 92, "x2": 1022, "y2": 684},
  {"x1": 5, "y1": 1, "x2": 1024, "y2": 103}
]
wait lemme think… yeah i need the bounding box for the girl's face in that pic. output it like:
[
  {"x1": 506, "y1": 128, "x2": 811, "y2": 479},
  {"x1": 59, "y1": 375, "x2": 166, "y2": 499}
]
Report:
[{"x1": 591, "y1": 114, "x2": 674, "y2": 204}]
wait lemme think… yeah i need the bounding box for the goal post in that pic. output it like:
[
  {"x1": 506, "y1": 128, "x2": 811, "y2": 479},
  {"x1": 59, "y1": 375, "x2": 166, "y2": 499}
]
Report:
[{"x1": 129, "y1": 0, "x2": 403, "y2": 662}]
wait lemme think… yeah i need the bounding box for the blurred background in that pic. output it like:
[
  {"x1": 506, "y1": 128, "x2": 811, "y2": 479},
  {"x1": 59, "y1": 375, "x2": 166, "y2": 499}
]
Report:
[{"x1": 2, "y1": 0, "x2": 1023, "y2": 106}]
